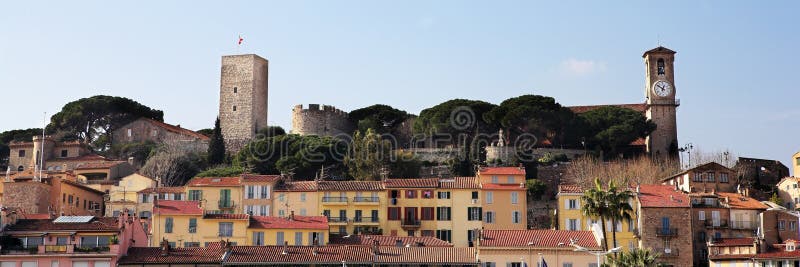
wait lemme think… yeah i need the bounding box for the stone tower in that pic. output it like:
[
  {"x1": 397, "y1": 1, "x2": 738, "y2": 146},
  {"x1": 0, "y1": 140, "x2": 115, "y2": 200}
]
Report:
[
  {"x1": 218, "y1": 54, "x2": 269, "y2": 152},
  {"x1": 643, "y1": 46, "x2": 679, "y2": 157}
]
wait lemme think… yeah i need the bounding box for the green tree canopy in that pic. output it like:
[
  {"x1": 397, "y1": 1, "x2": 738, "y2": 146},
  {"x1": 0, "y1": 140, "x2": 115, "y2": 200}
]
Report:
[
  {"x1": 257, "y1": 126, "x2": 287, "y2": 138},
  {"x1": 349, "y1": 104, "x2": 410, "y2": 135},
  {"x1": 207, "y1": 118, "x2": 226, "y2": 166},
  {"x1": 604, "y1": 248, "x2": 664, "y2": 267},
  {"x1": 0, "y1": 128, "x2": 43, "y2": 169},
  {"x1": 47, "y1": 95, "x2": 163, "y2": 150},
  {"x1": 235, "y1": 134, "x2": 347, "y2": 180},
  {"x1": 487, "y1": 94, "x2": 578, "y2": 146},
  {"x1": 344, "y1": 129, "x2": 391, "y2": 181},
  {"x1": 579, "y1": 106, "x2": 656, "y2": 157},
  {"x1": 414, "y1": 99, "x2": 497, "y2": 137}
]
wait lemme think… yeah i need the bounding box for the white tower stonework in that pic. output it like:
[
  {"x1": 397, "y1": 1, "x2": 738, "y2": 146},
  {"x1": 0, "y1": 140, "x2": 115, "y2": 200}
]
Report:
[
  {"x1": 643, "y1": 47, "x2": 679, "y2": 157},
  {"x1": 218, "y1": 54, "x2": 269, "y2": 153}
]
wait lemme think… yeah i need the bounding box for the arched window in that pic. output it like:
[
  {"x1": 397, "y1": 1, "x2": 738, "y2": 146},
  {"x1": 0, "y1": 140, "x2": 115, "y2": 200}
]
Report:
[
  {"x1": 657, "y1": 58, "x2": 665, "y2": 75},
  {"x1": 17, "y1": 166, "x2": 24, "y2": 171}
]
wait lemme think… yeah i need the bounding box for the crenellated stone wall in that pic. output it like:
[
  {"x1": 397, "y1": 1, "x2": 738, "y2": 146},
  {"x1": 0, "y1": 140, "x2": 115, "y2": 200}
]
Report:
[{"x1": 291, "y1": 104, "x2": 354, "y2": 137}]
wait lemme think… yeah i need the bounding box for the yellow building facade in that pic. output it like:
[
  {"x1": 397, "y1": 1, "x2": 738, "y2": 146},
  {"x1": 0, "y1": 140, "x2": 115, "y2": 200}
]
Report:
[
  {"x1": 557, "y1": 184, "x2": 640, "y2": 251},
  {"x1": 151, "y1": 200, "x2": 249, "y2": 247},
  {"x1": 477, "y1": 167, "x2": 528, "y2": 230},
  {"x1": 273, "y1": 181, "x2": 320, "y2": 218},
  {"x1": 316, "y1": 181, "x2": 385, "y2": 236},
  {"x1": 185, "y1": 177, "x2": 243, "y2": 213},
  {"x1": 245, "y1": 215, "x2": 328, "y2": 246},
  {"x1": 88, "y1": 173, "x2": 156, "y2": 217}
]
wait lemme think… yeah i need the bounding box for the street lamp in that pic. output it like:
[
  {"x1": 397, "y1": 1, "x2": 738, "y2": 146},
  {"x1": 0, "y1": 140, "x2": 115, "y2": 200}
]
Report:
[{"x1": 572, "y1": 244, "x2": 621, "y2": 267}]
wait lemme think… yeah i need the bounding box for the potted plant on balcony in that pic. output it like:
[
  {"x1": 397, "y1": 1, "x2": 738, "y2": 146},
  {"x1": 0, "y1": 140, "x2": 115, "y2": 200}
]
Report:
[{"x1": 110, "y1": 236, "x2": 119, "y2": 245}]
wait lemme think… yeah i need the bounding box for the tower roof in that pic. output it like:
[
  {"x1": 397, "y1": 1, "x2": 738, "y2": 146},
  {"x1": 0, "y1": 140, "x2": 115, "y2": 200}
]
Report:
[{"x1": 643, "y1": 46, "x2": 676, "y2": 57}]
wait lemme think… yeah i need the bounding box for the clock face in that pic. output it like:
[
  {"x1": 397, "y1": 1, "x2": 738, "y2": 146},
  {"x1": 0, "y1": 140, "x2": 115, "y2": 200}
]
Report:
[{"x1": 653, "y1": 80, "x2": 672, "y2": 97}]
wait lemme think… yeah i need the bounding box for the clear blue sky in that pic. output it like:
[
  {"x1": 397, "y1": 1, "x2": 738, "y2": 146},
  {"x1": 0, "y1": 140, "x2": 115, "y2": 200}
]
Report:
[{"x1": 1, "y1": 1, "x2": 798, "y2": 169}]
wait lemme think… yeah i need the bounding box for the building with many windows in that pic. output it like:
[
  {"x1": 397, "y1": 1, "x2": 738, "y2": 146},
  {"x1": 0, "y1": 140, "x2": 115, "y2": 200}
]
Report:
[
  {"x1": 246, "y1": 214, "x2": 328, "y2": 246},
  {"x1": 185, "y1": 177, "x2": 243, "y2": 214},
  {"x1": 316, "y1": 181, "x2": 385, "y2": 236},
  {"x1": 477, "y1": 167, "x2": 527, "y2": 231},
  {"x1": 557, "y1": 184, "x2": 640, "y2": 252}
]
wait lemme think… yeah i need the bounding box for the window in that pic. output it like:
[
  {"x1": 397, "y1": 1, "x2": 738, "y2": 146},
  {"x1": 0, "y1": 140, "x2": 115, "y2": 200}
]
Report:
[
  {"x1": 437, "y1": 207, "x2": 452, "y2": 221},
  {"x1": 471, "y1": 191, "x2": 479, "y2": 199},
  {"x1": 422, "y1": 190, "x2": 433, "y2": 199},
  {"x1": 388, "y1": 207, "x2": 401, "y2": 220},
  {"x1": 511, "y1": 192, "x2": 519, "y2": 204},
  {"x1": 467, "y1": 207, "x2": 482, "y2": 221},
  {"x1": 437, "y1": 191, "x2": 450, "y2": 199},
  {"x1": 246, "y1": 185, "x2": 255, "y2": 199},
  {"x1": 371, "y1": 210, "x2": 379, "y2": 222},
  {"x1": 60, "y1": 150, "x2": 68, "y2": 158},
  {"x1": 233, "y1": 87, "x2": 237, "y2": 93},
  {"x1": 486, "y1": 192, "x2": 493, "y2": 204},
  {"x1": 513, "y1": 211, "x2": 521, "y2": 224},
  {"x1": 491, "y1": 176, "x2": 498, "y2": 183},
  {"x1": 163, "y1": 217, "x2": 174, "y2": 233},
  {"x1": 706, "y1": 172, "x2": 715, "y2": 182},
  {"x1": 188, "y1": 190, "x2": 202, "y2": 201},
  {"x1": 562, "y1": 263, "x2": 573, "y2": 267},
  {"x1": 189, "y1": 218, "x2": 197, "y2": 233},
  {"x1": 232, "y1": 106, "x2": 237, "y2": 111},
  {"x1": 791, "y1": 221, "x2": 797, "y2": 231},
  {"x1": 779, "y1": 220, "x2": 786, "y2": 231},
  {"x1": 278, "y1": 193, "x2": 285, "y2": 202},
  {"x1": 657, "y1": 58, "x2": 665, "y2": 75},
  {"x1": 567, "y1": 199, "x2": 579, "y2": 209},
  {"x1": 68, "y1": 195, "x2": 73, "y2": 204},
  {"x1": 300, "y1": 208, "x2": 307, "y2": 216},
  {"x1": 698, "y1": 211, "x2": 705, "y2": 221},
  {"x1": 17, "y1": 166, "x2": 23, "y2": 171},
  {"x1": 295, "y1": 232, "x2": 303, "y2": 245},
  {"x1": 127, "y1": 129, "x2": 132, "y2": 137},
  {"x1": 720, "y1": 173, "x2": 729, "y2": 183},
  {"x1": 507, "y1": 176, "x2": 514, "y2": 184},
  {"x1": 184, "y1": 242, "x2": 200, "y2": 247},
  {"x1": 568, "y1": 219, "x2": 579, "y2": 231},
  {"x1": 485, "y1": 211, "x2": 495, "y2": 223},
  {"x1": 18, "y1": 150, "x2": 25, "y2": 157},
  {"x1": 390, "y1": 190, "x2": 399, "y2": 199},
  {"x1": 219, "y1": 222, "x2": 233, "y2": 237},
  {"x1": 260, "y1": 205, "x2": 269, "y2": 216},
  {"x1": 435, "y1": 230, "x2": 452, "y2": 243},
  {"x1": 300, "y1": 192, "x2": 306, "y2": 201},
  {"x1": 421, "y1": 207, "x2": 434, "y2": 220},
  {"x1": 261, "y1": 185, "x2": 269, "y2": 199},
  {"x1": 276, "y1": 232, "x2": 284, "y2": 245},
  {"x1": 405, "y1": 190, "x2": 417, "y2": 198},
  {"x1": 693, "y1": 173, "x2": 703, "y2": 182}
]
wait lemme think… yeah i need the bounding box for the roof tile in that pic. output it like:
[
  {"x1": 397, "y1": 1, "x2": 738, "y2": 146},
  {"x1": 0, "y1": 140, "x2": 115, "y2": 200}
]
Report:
[
  {"x1": 187, "y1": 177, "x2": 241, "y2": 187},
  {"x1": 480, "y1": 229, "x2": 600, "y2": 249},
  {"x1": 479, "y1": 167, "x2": 525, "y2": 175},
  {"x1": 637, "y1": 184, "x2": 690, "y2": 208},
  {"x1": 249, "y1": 216, "x2": 328, "y2": 230},
  {"x1": 153, "y1": 200, "x2": 203, "y2": 215}
]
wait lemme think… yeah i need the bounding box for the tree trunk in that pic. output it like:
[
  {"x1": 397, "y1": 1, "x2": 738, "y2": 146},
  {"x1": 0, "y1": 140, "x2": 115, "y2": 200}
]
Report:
[
  {"x1": 611, "y1": 217, "x2": 618, "y2": 258},
  {"x1": 600, "y1": 216, "x2": 608, "y2": 251}
]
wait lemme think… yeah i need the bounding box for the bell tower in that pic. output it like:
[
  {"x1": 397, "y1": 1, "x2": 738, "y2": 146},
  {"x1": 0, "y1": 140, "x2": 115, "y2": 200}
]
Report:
[{"x1": 643, "y1": 46, "x2": 679, "y2": 157}]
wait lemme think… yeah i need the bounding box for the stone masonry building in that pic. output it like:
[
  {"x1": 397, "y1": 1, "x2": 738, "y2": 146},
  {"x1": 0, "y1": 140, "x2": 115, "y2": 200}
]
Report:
[
  {"x1": 218, "y1": 54, "x2": 269, "y2": 153},
  {"x1": 291, "y1": 104, "x2": 354, "y2": 137}
]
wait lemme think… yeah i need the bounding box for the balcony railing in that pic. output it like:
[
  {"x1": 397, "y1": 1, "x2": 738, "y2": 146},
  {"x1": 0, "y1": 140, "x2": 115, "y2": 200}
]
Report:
[
  {"x1": 401, "y1": 219, "x2": 421, "y2": 229},
  {"x1": 45, "y1": 245, "x2": 68, "y2": 253},
  {"x1": 73, "y1": 246, "x2": 110, "y2": 253},
  {"x1": 353, "y1": 197, "x2": 380, "y2": 203},
  {"x1": 705, "y1": 219, "x2": 729, "y2": 228},
  {"x1": 353, "y1": 217, "x2": 380, "y2": 223},
  {"x1": 218, "y1": 200, "x2": 236, "y2": 209},
  {"x1": 322, "y1": 197, "x2": 349, "y2": 203},
  {"x1": 328, "y1": 217, "x2": 348, "y2": 223},
  {"x1": 730, "y1": 220, "x2": 755, "y2": 230},
  {"x1": 692, "y1": 202, "x2": 720, "y2": 208},
  {"x1": 655, "y1": 227, "x2": 678, "y2": 237}
]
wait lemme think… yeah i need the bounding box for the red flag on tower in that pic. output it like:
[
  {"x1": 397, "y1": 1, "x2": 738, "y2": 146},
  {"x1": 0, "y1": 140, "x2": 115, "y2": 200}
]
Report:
[{"x1": 238, "y1": 35, "x2": 243, "y2": 45}]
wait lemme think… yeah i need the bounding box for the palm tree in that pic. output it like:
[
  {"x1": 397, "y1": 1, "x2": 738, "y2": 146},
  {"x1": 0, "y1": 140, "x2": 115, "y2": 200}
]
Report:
[
  {"x1": 581, "y1": 178, "x2": 610, "y2": 251},
  {"x1": 603, "y1": 248, "x2": 663, "y2": 267},
  {"x1": 605, "y1": 180, "x2": 634, "y2": 253}
]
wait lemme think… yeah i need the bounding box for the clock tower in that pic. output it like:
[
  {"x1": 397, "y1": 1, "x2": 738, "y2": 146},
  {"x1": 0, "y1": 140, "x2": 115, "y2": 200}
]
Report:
[{"x1": 643, "y1": 46, "x2": 679, "y2": 157}]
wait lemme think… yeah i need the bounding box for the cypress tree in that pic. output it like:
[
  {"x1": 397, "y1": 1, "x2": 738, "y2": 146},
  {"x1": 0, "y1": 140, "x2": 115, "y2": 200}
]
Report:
[{"x1": 207, "y1": 117, "x2": 226, "y2": 165}]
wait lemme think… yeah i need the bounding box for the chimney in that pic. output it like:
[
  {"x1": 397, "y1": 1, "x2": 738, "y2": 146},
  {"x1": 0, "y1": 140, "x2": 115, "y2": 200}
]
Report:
[
  {"x1": 224, "y1": 238, "x2": 232, "y2": 253},
  {"x1": 281, "y1": 241, "x2": 288, "y2": 255},
  {"x1": 289, "y1": 210, "x2": 294, "y2": 221},
  {"x1": 312, "y1": 237, "x2": 319, "y2": 255},
  {"x1": 128, "y1": 157, "x2": 135, "y2": 166},
  {"x1": 395, "y1": 240, "x2": 403, "y2": 247},
  {"x1": 372, "y1": 240, "x2": 380, "y2": 255}
]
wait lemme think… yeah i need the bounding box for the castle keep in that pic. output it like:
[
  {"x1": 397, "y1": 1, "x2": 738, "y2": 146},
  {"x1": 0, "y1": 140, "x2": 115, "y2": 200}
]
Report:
[
  {"x1": 218, "y1": 54, "x2": 269, "y2": 152},
  {"x1": 291, "y1": 104, "x2": 354, "y2": 137}
]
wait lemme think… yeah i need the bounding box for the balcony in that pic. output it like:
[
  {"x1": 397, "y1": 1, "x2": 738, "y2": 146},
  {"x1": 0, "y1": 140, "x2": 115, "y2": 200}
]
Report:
[
  {"x1": 691, "y1": 202, "x2": 720, "y2": 208},
  {"x1": 655, "y1": 227, "x2": 678, "y2": 237},
  {"x1": 328, "y1": 217, "x2": 349, "y2": 224},
  {"x1": 73, "y1": 246, "x2": 110, "y2": 253},
  {"x1": 218, "y1": 200, "x2": 236, "y2": 209},
  {"x1": 401, "y1": 219, "x2": 421, "y2": 230},
  {"x1": 353, "y1": 197, "x2": 380, "y2": 204},
  {"x1": 322, "y1": 197, "x2": 349, "y2": 204},
  {"x1": 353, "y1": 217, "x2": 380, "y2": 224},
  {"x1": 654, "y1": 247, "x2": 679, "y2": 257},
  {"x1": 730, "y1": 220, "x2": 755, "y2": 230},
  {"x1": 45, "y1": 245, "x2": 69, "y2": 253},
  {"x1": 705, "y1": 219, "x2": 729, "y2": 229}
]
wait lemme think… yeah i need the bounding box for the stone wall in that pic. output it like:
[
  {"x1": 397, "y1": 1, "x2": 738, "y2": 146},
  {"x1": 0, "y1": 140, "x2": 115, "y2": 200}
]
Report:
[
  {"x1": 3, "y1": 182, "x2": 52, "y2": 214},
  {"x1": 219, "y1": 54, "x2": 269, "y2": 153},
  {"x1": 639, "y1": 207, "x2": 694, "y2": 267},
  {"x1": 112, "y1": 119, "x2": 209, "y2": 154},
  {"x1": 291, "y1": 104, "x2": 354, "y2": 137}
]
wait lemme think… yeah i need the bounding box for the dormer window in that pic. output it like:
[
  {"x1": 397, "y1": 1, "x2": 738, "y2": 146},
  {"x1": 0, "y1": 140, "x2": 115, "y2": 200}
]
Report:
[
  {"x1": 657, "y1": 58, "x2": 665, "y2": 75},
  {"x1": 787, "y1": 241, "x2": 796, "y2": 252}
]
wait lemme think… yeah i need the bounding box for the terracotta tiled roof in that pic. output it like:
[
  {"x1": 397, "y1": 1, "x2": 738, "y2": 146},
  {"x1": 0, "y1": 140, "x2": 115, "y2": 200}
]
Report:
[
  {"x1": 708, "y1": 254, "x2": 756, "y2": 260},
  {"x1": 439, "y1": 177, "x2": 480, "y2": 189},
  {"x1": 708, "y1": 238, "x2": 756, "y2": 247},
  {"x1": 568, "y1": 103, "x2": 648, "y2": 114},
  {"x1": 187, "y1": 177, "x2": 241, "y2": 187},
  {"x1": 224, "y1": 246, "x2": 477, "y2": 265},
  {"x1": 21, "y1": 214, "x2": 52, "y2": 220},
  {"x1": 375, "y1": 247, "x2": 477, "y2": 264},
  {"x1": 558, "y1": 184, "x2": 582, "y2": 194},
  {"x1": 753, "y1": 250, "x2": 800, "y2": 259},
  {"x1": 249, "y1": 216, "x2": 328, "y2": 230},
  {"x1": 5, "y1": 217, "x2": 119, "y2": 232},
  {"x1": 385, "y1": 178, "x2": 439, "y2": 188},
  {"x1": 275, "y1": 181, "x2": 318, "y2": 192},
  {"x1": 153, "y1": 200, "x2": 203, "y2": 215},
  {"x1": 481, "y1": 183, "x2": 526, "y2": 191},
  {"x1": 139, "y1": 187, "x2": 186, "y2": 194},
  {"x1": 480, "y1": 230, "x2": 600, "y2": 249},
  {"x1": 643, "y1": 46, "x2": 676, "y2": 56},
  {"x1": 51, "y1": 154, "x2": 107, "y2": 162},
  {"x1": 242, "y1": 174, "x2": 281, "y2": 183},
  {"x1": 204, "y1": 213, "x2": 250, "y2": 220},
  {"x1": 139, "y1": 118, "x2": 210, "y2": 141},
  {"x1": 119, "y1": 247, "x2": 224, "y2": 264},
  {"x1": 717, "y1": 192, "x2": 769, "y2": 210},
  {"x1": 75, "y1": 161, "x2": 127, "y2": 170},
  {"x1": 637, "y1": 184, "x2": 690, "y2": 208},
  {"x1": 329, "y1": 235, "x2": 453, "y2": 247},
  {"x1": 479, "y1": 167, "x2": 525, "y2": 175},
  {"x1": 317, "y1": 181, "x2": 384, "y2": 191}
]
